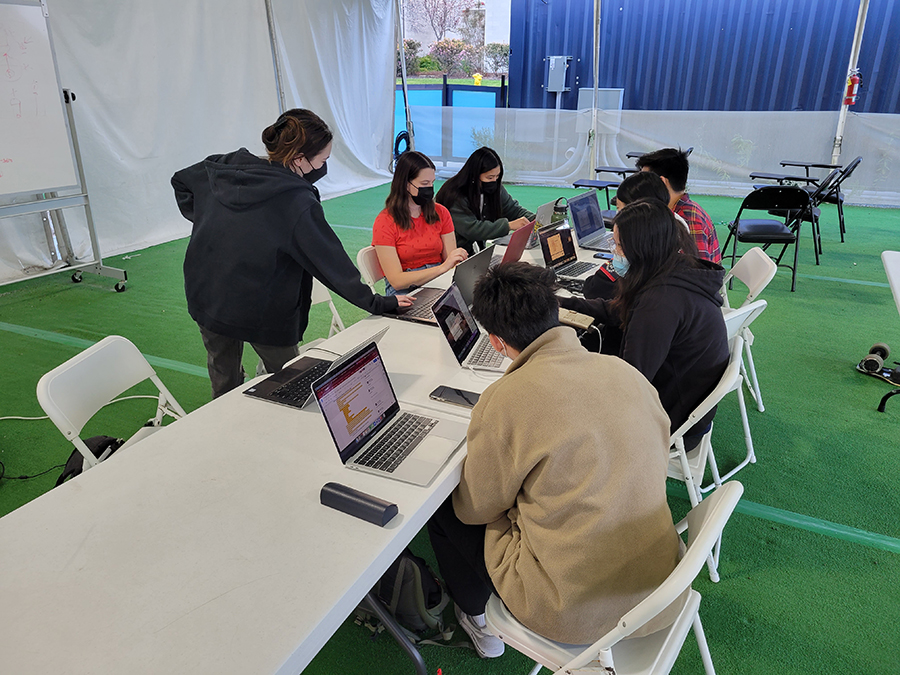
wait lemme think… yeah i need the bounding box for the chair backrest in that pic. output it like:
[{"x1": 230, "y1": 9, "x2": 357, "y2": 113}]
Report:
[
  {"x1": 356, "y1": 245, "x2": 384, "y2": 288},
  {"x1": 737, "y1": 185, "x2": 810, "y2": 223},
  {"x1": 36, "y1": 336, "x2": 185, "y2": 469},
  {"x1": 310, "y1": 278, "x2": 345, "y2": 337},
  {"x1": 722, "y1": 246, "x2": 777, "y2": 308},
  {"x1": 671, "y1": 335, "x2": 745, "y2": 444},
  {"x1": 560, "y1": 481, "x2": 744, "y2": 663},
  {"x1": 722, "y1": 299, "x2": 767, "y2": 341},
  {"x1": 836, "y1": 155, "x2": 863, "y2": 189},
  {"x1": 807, "y1": 168, "x2": 842, "y2": 206}
]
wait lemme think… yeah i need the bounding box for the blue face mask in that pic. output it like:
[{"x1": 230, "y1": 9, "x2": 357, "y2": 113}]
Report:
[{"x1": 612, "y1": 253, "x2": 630, "y2": 277}]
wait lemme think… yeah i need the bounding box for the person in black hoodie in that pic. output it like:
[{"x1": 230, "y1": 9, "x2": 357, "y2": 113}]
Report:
[
  {"x1": 172, "y1": 108, "x2": 412, "y2": 398},
  {"x1": 559, "y1": 198, "x2": 728, "y2": 447}
]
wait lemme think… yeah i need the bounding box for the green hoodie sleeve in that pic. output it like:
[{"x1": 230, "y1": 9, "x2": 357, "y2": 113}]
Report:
[{"x1": 449, "y1": 186, "x2": 536, "y2": 252}]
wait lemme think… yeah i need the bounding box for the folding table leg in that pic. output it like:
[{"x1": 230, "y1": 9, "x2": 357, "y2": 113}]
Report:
[{"x1": 361, "y1": 592, "x2": 428, "y2": 675}]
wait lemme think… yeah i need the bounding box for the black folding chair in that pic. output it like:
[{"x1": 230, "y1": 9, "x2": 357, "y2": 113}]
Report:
[
  {"x1": 805, "y1": 156, "x2": 862, "y2": 243},
  {"x1": 769, "y1": 168, "x2": 841, "y2": 259},
  {"x1": 720, "y1": 186, "x2": 811, "y2": 292}
]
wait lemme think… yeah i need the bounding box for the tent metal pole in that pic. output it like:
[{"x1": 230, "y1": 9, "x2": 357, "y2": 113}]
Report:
[
  {"x1": 589, "y1": 0, "x2": 601, "y2": 176},
  {"x1": 831, "y1": 0, "x2": 869, "y2": 164},
  {"x1": 264, "y1": 0, "x2": 286, "y2": 114},
  {"x1": 396, "y1": 0, "x2": 415, "y2": 151}
]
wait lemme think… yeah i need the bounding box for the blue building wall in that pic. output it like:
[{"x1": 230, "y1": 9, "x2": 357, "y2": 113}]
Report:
[{"x1": 508, "y1": 0, "x2": 900, "y2": 112}]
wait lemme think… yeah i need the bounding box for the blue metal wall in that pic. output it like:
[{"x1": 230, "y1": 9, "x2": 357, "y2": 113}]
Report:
[{"x1": 508, "y1": 0, "x2": 900, "y2": 112}]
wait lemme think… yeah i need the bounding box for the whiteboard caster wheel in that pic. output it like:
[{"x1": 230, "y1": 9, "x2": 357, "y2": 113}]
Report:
[
  {"x1": 114, "y1": 282, "x2": 126, "y2": 293},
  {"x1": 71, "y1": 271, "x2": 83, "y2": 283}
]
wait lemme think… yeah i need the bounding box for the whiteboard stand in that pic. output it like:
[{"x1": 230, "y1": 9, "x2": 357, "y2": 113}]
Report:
[{"x1": 0, "y1": 90, "x2": 126, "y2": 292}]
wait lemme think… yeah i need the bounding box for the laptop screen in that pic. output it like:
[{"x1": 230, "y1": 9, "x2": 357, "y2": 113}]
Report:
[
  {"x1": 539, "y1": 226, "x2": 578, "y2": 270},
  {"x1": 568, "y1": 191, "x2": 605, "y2": 241},
  {"x1": 313, "y1": 342, "x2": 400, "y2": 463},
  {"x1": 432, "y1": 284, "x2": 480, "y2": 365},
  {"x1": 453, "y1": 245, "x2": 495, "y2": 308}
]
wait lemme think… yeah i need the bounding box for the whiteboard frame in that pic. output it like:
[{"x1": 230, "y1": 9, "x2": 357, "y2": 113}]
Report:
[{"x1": 0, "y1": 0, "x2": 81, "y2": 199}]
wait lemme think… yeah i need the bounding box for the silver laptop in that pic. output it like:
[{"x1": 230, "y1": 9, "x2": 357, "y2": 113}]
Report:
[
  {"x1": 569, "y1": 190, "x2": 616, "y2": 252},
  {"x1": 312, "y1": 342, "x2": 468, "y2": 486},
  {"x1": 387, "y1": 244, "x2": 496, "y2": 325},
  {"x1": 538, "y1": 225, "x2": 599, "y2": 280},
  {"x1": 243, "y1": 326, "x2": 389, "y2": 409},
  {"x1": 492, "y1": 200, "x2": 557, "y2": 249},
  {"x1": 432, "y1": 283, "x2": 508, "y2": 372}
]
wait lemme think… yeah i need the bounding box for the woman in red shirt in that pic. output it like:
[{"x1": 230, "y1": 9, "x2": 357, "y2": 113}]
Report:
[{"x1": 373, "y1": 151, "x2": 468, "y2": 295}]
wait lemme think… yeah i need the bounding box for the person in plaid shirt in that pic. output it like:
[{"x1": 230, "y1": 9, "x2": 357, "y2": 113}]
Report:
[{"x1": 636, "y1": 148, "x2": 721, "y2": 263}]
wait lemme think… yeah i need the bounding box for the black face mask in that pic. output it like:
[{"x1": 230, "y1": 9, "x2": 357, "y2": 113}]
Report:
[
  {"x1": 410, "y1": 185, "x2": 434, "y2": 206},
  {"x1": 481, "y1": 180, "x2": 499, "y2": 195},
  {"x1": 302, "y1": 160, "x2": 327, "y2": 184}
]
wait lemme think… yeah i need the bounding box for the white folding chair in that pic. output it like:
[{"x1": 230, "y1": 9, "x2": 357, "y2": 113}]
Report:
[
  {"x1": 722, "y1": 246, "x2": 777, "y2": 411},
  {"x1": 484, "y1": 482, "x2": 744, "y2": 675},
  {"x1": 311, "y1": 277, "x2": 345, "y2": 338},
  {"x1": 36, "y1": 336, "x2": 186, "y2": 471},
  {"x1": 667, "y1": 334, "x2": 750, "y2": 581},
  {"x1": 356, "y1": 245, "x2": 385, "y2": 289}
]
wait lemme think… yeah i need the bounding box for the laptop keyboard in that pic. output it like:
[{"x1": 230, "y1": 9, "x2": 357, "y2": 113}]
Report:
[
  {"x1": 468, "y1": 336, "x2": 505, "y2": 369},
  {"x1": 355, "y1": 412, "x2": 437, "y2": 473},
  {"x1": 405, "y1": 295, "x2": 440, "y2": 319},
  {"x1": 271, "y1": 362, "x2": 331, "y2": 402},
  {"x1": 556, "y1": 260, "x2": 598, "y2": 278}
]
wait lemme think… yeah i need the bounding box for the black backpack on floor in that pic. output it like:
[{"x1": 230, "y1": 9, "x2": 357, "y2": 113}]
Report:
[
  {"x1": 56, "y1": 435, "x2": 124, "y2": 486},
  {"x1": 355, "y1": 548, "x2": 450, "y2": 643}
]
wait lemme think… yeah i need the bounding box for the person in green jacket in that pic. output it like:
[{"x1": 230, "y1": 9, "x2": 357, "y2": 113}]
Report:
[{"x1": 435, "y1": 147, "x2": 535, "y2": 254}]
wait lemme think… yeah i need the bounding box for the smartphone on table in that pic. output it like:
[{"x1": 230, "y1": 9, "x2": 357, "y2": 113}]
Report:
[{"x1": 428, "y1": 385, "x2": 481, "y2": 409}]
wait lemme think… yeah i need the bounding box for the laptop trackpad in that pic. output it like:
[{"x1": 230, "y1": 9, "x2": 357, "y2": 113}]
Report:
[
  {"x1": 430, "y1": 417, "x2": 468, "y2": 442},
  {"x1": 412, "y1": 434, "x2": 459, "y2": 464}
]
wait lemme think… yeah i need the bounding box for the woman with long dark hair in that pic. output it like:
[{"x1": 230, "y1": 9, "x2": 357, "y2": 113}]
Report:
[
  {"x1": 435, "y1": 147, "x2": 535, "y2": 254},
  {"x1": 372, "y1": 151, "x2": 468, "y2": 295},
  {"x1": 172, "y1": 108, "x2": 411, "y2": 399},
  {"x1": 560, "y1": 198, "x2": 729, "y2": 444}
]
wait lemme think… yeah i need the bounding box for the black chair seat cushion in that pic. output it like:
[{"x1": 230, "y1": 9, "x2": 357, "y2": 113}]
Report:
[{"x1": 732, "y1": 218, "x2": 796, "y2": 243}]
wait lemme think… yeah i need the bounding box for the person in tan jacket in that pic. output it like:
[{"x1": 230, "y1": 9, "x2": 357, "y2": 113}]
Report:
[{"x1": 427, "y1": 262, "x2": 684, "y2": 657}]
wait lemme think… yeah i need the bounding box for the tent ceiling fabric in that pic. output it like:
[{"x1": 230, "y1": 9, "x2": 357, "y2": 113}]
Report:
[{"x1": 0, "y1": 0, "x2": 396, "y2": 283}]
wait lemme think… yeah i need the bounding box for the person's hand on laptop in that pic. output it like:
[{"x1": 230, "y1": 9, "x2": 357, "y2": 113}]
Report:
[
  {"x1": 396, "y1": 294, "x2": 415, "y2": 308},
  {"x1": 440, "y1": 247, "x2": 469, "y2": 273},
  {"x1": 509, "y1": 216, "x2": 532, "y2": 230}
]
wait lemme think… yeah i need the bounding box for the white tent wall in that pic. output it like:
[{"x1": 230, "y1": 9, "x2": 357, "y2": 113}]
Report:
[
  {"x1": 0, "y1": 0, "x2": 398, "y2": 284},
  {"x1": 271, "y1": 0, "x2": 396, "y2": 197}
]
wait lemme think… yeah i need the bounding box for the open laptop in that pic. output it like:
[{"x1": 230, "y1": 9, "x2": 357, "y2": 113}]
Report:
[
  {"x1": 492, "y1": 200, "x2": 557, "y2": 249},
  {"x1": 432, "y1": 283, "x2": 508, "y2": 372},
  {"x1": 312, "y1": 341, "x2": 468, "y2": 486},
  {"x1": 569, "y1": 190, "x2": 616, "y2": 252},
  {"x1": 243, "y1": 326, "x2": 389, "y2": 409},
  {"x1": 490, "y1": 217, "x2": 535, "y2": 268},
  {"x1": 387, "y1": 245, "x2": 496, "y2": 325},
  {"x1": 538, "y1": 225, "x2": 600, "y2": 280}
]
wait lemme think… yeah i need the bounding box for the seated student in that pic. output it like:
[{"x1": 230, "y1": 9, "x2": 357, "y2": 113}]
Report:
[
  {"x1": 435, "y1": 147, "x2": 535, "y2": 254},
  {"x1": 559, "y1": 199, "x2": 729, "y2": 445},
  {"x1": 581, "y1": 170, "x2": 683, "y2": 301},
  {"x1": 636, "y1": 147, "x2": 722, "y2": 263},
  {"x1": 372, "y1": 151, "x2": 468, "y2": 295},
  {"x1": 427, "y1": 262, "x2": 687, "y2": 657}
]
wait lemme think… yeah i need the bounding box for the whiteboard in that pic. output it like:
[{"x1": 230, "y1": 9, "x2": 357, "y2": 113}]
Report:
[{"x1": 0, "y1": 0, "x2": 79, "y2": 197}]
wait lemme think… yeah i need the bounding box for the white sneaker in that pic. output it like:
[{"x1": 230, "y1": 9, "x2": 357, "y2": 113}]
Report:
[{"x1": 455, "y1": 605, "x2": 505, "y2": 658}]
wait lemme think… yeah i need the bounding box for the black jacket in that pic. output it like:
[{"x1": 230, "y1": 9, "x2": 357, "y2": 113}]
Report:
[
  {"x1": 172, "y1": 148, "x2": 397, "y2": 346},
  {"x1": 561, "y1": 259, "x2": 729, "y2": 433}
]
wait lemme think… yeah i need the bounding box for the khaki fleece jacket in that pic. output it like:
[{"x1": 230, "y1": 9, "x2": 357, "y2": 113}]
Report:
[{"x1": 453, "y1": 326, "x2": 685, "y2": 644}]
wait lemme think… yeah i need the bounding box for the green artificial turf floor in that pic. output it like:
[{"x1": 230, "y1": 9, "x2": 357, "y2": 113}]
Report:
[{"x1": 0, "y1": 183, "x2": 898, "y2": 673}]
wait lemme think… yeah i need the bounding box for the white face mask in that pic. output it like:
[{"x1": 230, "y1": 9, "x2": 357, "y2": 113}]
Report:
[{"x1": 498, "y1": 337, "x2": 510, "y2": 360}]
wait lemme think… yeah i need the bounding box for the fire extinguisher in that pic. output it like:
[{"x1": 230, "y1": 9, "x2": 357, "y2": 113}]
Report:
[{"x1": 844, "y1": 70, "x2": 861, "y2": 106}]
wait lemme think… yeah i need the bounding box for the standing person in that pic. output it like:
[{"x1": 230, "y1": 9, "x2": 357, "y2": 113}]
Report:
[
  {"x1": 372, "y1": 151, "x2": 468, "y2": 295},
  {"x1": 559, "y1": 198, "x2": 729, "y2": 445},
  {"x1": 435, "y1": 146, "x2": 535, "y2": 254},
  {"x1": 636, "y1": 147, "x2": 721, "y2": 263},
  {"x1": 172, "y1": 108, "x2": 412, "y2": 399},
  {"x1": 427, "y1": 262, "x2": 685, "y2": 656}
]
